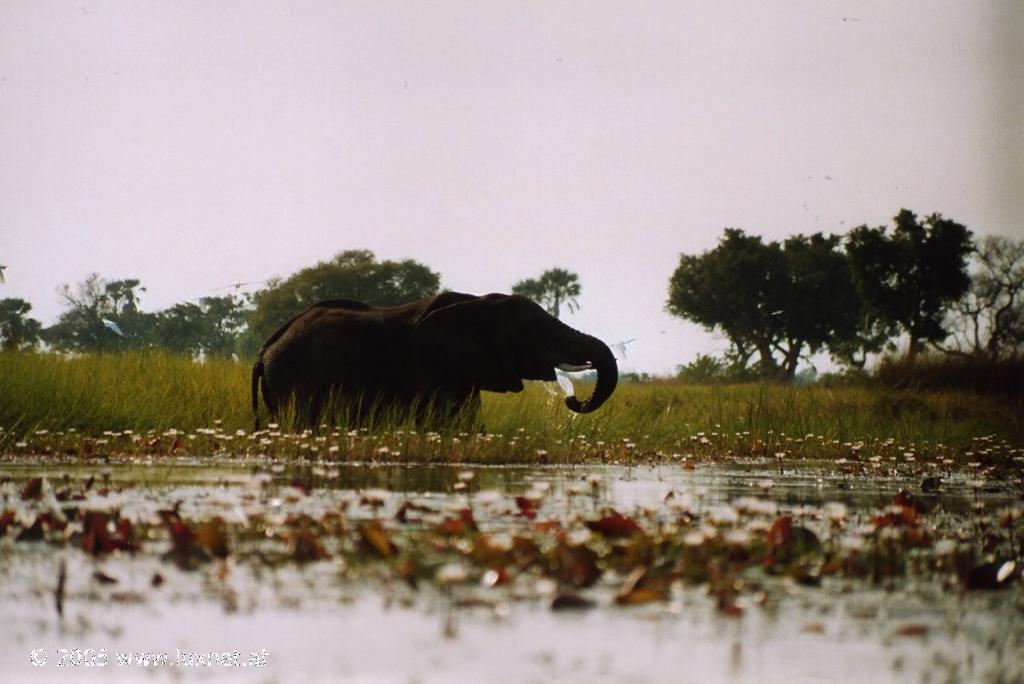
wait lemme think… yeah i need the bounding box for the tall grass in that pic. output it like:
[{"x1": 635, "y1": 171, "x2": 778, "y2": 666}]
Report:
[
  {"x1": 1, "y1": 351, "x2": 1021, "y2": 460},
  {"x1": 874, "y1": 353, "x2": 1024, "y2": 397},
  {"x1": 0, "y1": 351, "x2": 249, "y2": 433},
  {"x1": 482, "y1": 381, "x2": 1023, "y2": 452}
]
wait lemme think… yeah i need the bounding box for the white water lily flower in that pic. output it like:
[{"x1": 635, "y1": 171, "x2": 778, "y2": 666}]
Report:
[
  {"x1": 436, "y1": 563, "x2": 469, "y2": 585},
  {"x1": 566, "y1": 528, "x2": 592, "y2": 546},
  {"x1": 732, "y1": 497, "x2": 777, "y2": 517},
  {"x1": 823, "y1": 502, "x2": 848, "y2": 522},
  {"x1": 840, "y1": 535, "x2": 866, "y2": 552},
  {"x1": 683, "y1": 530, "x2": 706, "y2": 547},
  {"x1": 485, "y1": 533, "x2": 515, "y2": 553},
  {"x1": 708, "y1": 505, "x2": 739, "y2": 525},
  {"x1": 83, "y1": 490, "x2": 127, "y2": 513},
  {"x1": 724, "y1": 528, "x2": 752, "y2": 546},
  {"x1": 475, "y1": 489, "x2": 503, "y2": 507},
  {"x1": 748, "y1": 520, "x2": 771, "y2": 534}
]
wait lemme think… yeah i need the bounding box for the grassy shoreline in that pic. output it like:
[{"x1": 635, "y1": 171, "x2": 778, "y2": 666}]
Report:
[{"x1": 2, "y1": 351, "x2": 1022, "y2": 462}]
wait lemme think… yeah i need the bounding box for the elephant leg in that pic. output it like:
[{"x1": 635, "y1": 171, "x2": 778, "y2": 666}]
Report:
[
  {"x1": 464, "y1": 391, "x2": 481, "y2": 421},
  {"x1": 308, "y1": 398, "x2": 323, "y2": 431},
  {"x1": 296, "y1": 389, "x2": 328, "y2": 432},
  {"x1": 419, "y1": 389, "x2": 480, "y2": 431}
]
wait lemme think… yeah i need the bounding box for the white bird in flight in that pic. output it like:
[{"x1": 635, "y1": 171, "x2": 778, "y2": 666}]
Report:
[
  {"x1": 612, "y1": 338, "x2": 636, "y2": 360},
  {"x1": 554, "y1": 368, "x2": 576, "y2": 397},
  {"x1": 102, "y1": 319, "x2": 124, "y2": 336},
  {"x1": 213, "y1": 280, "x2": 265, "y2": 291}
]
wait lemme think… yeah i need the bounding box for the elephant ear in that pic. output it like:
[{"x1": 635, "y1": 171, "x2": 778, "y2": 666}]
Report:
[{"x1": 414, "y1": 297, "x2": 524, "y2": 393}]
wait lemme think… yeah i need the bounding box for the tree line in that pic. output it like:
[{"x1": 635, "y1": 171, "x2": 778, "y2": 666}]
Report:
[
  {"x1": 0, "y1": 249, "x2": 581, "y2": 359},
  {"x1": 2, "y1": 209, "x2": 1022, "y2": 379},
  {"x1": 670, "y1": 209, "x2": 1024, "y2": 381}
]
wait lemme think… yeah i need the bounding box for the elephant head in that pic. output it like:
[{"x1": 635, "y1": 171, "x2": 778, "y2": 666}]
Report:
[{"x1": 415, "y1": 293, "x2": 618, "y2": 413}]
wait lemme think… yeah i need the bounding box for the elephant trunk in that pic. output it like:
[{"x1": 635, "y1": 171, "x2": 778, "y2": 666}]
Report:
[{"x1": 563, "y1": 333, "x2": 618, "y2": 414}]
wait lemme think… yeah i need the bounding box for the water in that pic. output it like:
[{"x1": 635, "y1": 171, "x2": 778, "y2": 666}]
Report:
[{"x1": 1, "y1": 457, "x2": 1021, "y2": 683}]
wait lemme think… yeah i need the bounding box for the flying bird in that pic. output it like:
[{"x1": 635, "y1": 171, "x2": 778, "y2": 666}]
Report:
[
  {"x1": 0, "y1": 264, "x2": 6, "y2": 283},
  {"x1": 554, "y1": 368, "x2": 576, "y2": 397},
  {"x1": 102, "y1": 319, "x2": 124, "y2": 336},
  {"x1": 612, "y1": 338, "x2": 637, "y2": 360},
  {"x1": 213, "y1": 280, "x2": 264, "y2": 291}
]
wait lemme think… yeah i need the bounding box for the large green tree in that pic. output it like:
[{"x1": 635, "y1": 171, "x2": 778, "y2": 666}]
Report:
[
  {"x1": 667, "y1": 229, "x2": 859, "y2": 380},
  {"x1": 845, "y1": 209, "x2": 973, "y2": 359},
  {"x1": 511, "y1": 268, "x2": 581, "y2": 318},
  {"x1": 0, "y1": 298, "x2": 42, "y2": 350},
  {"x1": 44, "y1": 275, "x2": 155, "y2": 352},
  {"x1": 244, "y1": 250, "x2": 441, "y2": 352},
  {"x1": 154, "y1": 295, "x2": 248, "y2": 357}
]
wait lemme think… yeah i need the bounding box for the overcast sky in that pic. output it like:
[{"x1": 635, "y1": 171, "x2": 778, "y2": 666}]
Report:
[{"x1": 1, "y1": 1, "x2": 1022, "y2": 374}]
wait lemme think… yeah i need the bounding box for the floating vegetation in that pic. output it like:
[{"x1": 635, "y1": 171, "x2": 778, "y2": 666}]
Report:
[
  {"x1": 2, "y1": 464, "x2": 1021, "y2": 614},
  {"x1": 1, "y1": 458, "x2": 1022, "y2": 682},
  {"x1": 3, "y1": 422, "x2": 1023, "y2": 471}
]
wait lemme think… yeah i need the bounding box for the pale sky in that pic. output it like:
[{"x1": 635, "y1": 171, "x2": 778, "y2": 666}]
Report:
[{"x1": 1, "y1": 1, "x2": 1022, "y2": 374}]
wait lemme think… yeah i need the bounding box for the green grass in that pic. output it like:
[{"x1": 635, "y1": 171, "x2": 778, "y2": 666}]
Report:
[
  {"x1": 1, "y1": 350, "x2": 1022, "y2": 463},
  {"x1": 0, "y1": 350, "x2": 248, "y2": 433}
]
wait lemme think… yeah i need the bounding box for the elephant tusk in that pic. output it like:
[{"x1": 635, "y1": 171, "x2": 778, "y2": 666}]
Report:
[{"x1": 556, "y1": 363, "x2": 593, "y2": 372}]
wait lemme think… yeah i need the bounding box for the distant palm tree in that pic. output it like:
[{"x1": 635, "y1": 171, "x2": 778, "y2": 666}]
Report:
[{"x1": 512, "y1": 268, "x2": 581, "y2": 318}]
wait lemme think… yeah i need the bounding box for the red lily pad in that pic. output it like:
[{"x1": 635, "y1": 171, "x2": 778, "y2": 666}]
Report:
[
  {"x1": 586, "y1": 510, "x2": 642, "y2": 538},
  {"x1": 82, "y1": 511, "x2": 139, "y2": 555}
]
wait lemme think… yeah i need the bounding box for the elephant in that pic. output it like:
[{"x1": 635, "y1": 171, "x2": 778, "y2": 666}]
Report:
[{"x1": 251, "y1": 291, "x2": 618, "y2": 429}]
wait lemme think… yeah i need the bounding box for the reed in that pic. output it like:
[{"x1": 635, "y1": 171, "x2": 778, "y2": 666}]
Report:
[{"x1": 1, "y1": 351, "x2": 1021, "y2": 461}]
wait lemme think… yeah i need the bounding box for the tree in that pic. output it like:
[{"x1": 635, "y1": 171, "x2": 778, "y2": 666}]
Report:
[
  {"x1": 0, "y1": 298, "x2": 42, "y2": 350},
  {"x1": 198, "y1": 295, "x2": 249, "y2": 356},
  {"x1": 511, "y1": 268, "x2": 581, "y2": 318},
  {"x1": 667, "y1": 229, "x2": 859, "y2": 380},
  {"x1": 940, "y1": 235, "x2": 1024, "y2": 358},
  {"x1": 154, "y1": 295, "x2": 248, "y2": 357},
  {"x1": 244, "y1": 250, "x2": 441, "y2": 351},
  {"x1": 676, "y1": 354, "x2": 728, "y2": 384},
  {"x1": 44, "y1": 274, "x2": 155, "y2": 352},
  {"x1": 777, "y1": 233, "x2": 862, "y2": 372},
  {"x1": 845, "y1": 209, "x2": 973, "y2": 359},
  {"x1": 826, "y1": 310, "x2": 896, "y2": 370}
]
